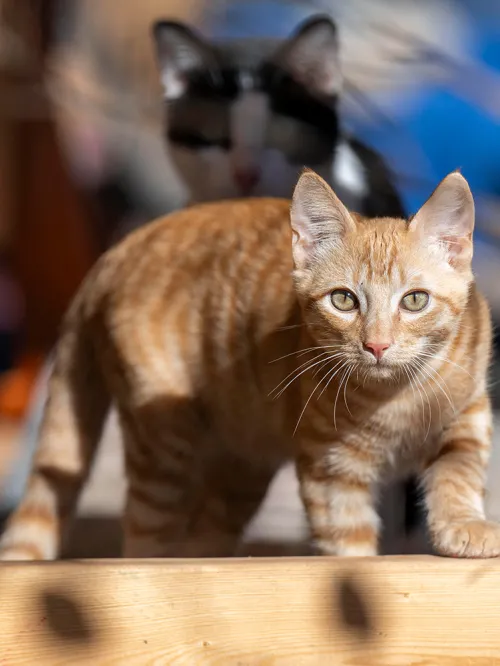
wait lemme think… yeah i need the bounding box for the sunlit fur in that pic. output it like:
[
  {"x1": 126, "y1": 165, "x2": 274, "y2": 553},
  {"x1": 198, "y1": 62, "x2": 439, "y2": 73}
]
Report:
[{"x1": 0, "y1": 170, "x2": 497, "y2": 560}]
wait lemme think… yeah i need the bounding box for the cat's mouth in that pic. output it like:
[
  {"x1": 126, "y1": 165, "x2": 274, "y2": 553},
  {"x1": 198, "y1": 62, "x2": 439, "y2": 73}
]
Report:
[
  {"x1": 363, "y1": 364, "x2": 396, "y2": 380},
  {"x1": 358, "y1": 356, "x2": 402, "y2": 383}
]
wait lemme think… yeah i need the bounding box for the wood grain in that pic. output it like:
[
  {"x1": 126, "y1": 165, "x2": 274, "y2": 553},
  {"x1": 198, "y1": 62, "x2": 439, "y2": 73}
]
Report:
[{"x1": 0, "y1": 556, "x2": 500, "y2": 665}]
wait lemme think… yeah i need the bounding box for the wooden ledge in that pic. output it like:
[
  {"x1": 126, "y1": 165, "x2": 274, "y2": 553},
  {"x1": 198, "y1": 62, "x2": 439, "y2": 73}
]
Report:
[{"x1": 1, "y1": 556, "x2": 500, "y2": 665}]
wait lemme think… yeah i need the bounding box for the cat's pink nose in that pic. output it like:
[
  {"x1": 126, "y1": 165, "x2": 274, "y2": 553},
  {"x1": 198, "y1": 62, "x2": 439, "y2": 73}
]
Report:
[
  {"x1": 363, "y1": 341, "x2": 391, "y2": 361},
  {"x1": 234, "y1": 167, "x2": 260, "y2": 195}
]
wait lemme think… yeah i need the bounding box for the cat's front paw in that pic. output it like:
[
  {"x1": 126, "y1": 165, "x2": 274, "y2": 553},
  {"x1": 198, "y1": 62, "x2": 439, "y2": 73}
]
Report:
[{"x1": 432, "y1": 520, "x2": 500, "y2": 558}]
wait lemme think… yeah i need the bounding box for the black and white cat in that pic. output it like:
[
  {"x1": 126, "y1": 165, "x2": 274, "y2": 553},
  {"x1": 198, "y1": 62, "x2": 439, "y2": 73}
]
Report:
[{"x1": 151, "y1": 15, "x2": 405, "y2": 217}]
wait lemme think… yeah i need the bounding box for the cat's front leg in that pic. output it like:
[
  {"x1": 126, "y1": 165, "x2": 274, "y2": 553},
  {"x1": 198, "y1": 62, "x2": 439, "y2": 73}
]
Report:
[
  {"x1": 296, "y1": 442, "x2": 381, "y2": 557},
  {"x1": 422, "y1": 392, "x2": 500, "y2": 558}
]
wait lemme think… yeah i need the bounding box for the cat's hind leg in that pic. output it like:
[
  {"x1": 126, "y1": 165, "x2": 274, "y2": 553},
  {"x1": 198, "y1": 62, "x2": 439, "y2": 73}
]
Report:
[
  {"x1": 121, "y1": 428, "x2": 200, "y2": 558},
  {"x1": 180, "y1": 459, "x2": 277, "y2": 558},
  {"x1": 122, "y1": 443, "x2": 275, "y2": 558}
]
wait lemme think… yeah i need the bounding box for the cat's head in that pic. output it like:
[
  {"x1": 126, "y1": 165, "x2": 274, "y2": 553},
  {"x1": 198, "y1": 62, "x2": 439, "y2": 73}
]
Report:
[
  {"x1": 152, "y1": 16, "x2": 341, "y2": 202},
  {"x1": 290, "y1": 169, "x2": 475, "y2": 382}
]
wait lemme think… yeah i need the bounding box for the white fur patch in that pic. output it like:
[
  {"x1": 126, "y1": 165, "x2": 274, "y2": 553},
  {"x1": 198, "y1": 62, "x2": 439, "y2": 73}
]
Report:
[
  {"x1": 333, "y1": 141, "x2": 368, "y2": 198},
  {"x1": 238, "y1": 70, "x2": 254, "y2": 92},
  {"x1": 326, "y1": 447, "x2": 379, "y2": 484},
  {"x1": 470, "y1": 491, "x2": 486, "y2": 518},
  {"x1": 161, "y1": 70, "x2": 186, "y2": 100},
  {"x1": 303, "y1": 480, "x2": 379, "y2": 530},
  {"x1": 468, "y1": 410, "x2": 492, "y2": 438}
]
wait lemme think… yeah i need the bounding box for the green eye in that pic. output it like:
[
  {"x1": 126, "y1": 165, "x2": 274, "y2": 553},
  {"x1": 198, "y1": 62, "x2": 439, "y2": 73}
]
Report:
[
  {"x1": 331, "y1": 289, "x2": 358, "y2": 312},
  {"x1": 401, "y1": 291, "x2": 429, "y2": 312}
]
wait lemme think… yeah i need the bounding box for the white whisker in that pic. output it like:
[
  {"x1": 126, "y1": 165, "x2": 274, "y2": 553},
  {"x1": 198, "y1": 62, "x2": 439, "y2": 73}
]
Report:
[
  {"x1": 402, "y1": 364, "x2": 417, "y2": 405},
  {"x1": 413, "y1": 359, "x2": 443, "y2": 426},
  {"x1": 418, "y1": 351, "x2": 474, "y2": 380},
  {"x1": 270, "y1": 350, "x2": 340, "y2": 396},
  {"x1": 276, "y1": 323, "x2": 307, "y2": 332},
  {"x1": 406, "y1": 363, "x2": 426, "y2": 433},
  {"x1": 416, "y1": 358, "x2": 456, "y2": 414},
  {"x1": 269, "y1": 345, "x2": 342, "y2": 364},
  {"x1": 343, "y1": 364, "x2": 357, "y2": 417},
  {"x1": 293, "y1": 360, "x2": 345, "y2": 436},
  {"x1": 271, "y1": 352, "x2": 345, "y2": 399},
  {"x1": 333, "y1": 362, "x2": 351, "y2": 431}
]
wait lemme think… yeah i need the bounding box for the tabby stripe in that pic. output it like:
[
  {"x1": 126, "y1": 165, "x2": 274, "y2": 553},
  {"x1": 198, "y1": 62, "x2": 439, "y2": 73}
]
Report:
[
  {"x1": 128, "y1": 485, "x2": 184, "y2": 513},
  {"x1": 297, "y1": 458, "x2": 370, "y2": 492},
  {"x1": 302, "y1": 497, "x2": 378, "y2": 530},
  {"x1": 126, "y1": 453, "x2": 189, "y2": 486},
  {"x1": 437, "y1": 294, "x2": 462, "y2": 316},
  {"x1": 124, "y1": 508, "x2": 184, "y2": 537},
  {"x1": 439, "y1": 438, "x2": 483, "y2": 457},
  {"x1": 315, "y1": 523, "x2": 377, "y2": 543},
  {"x1": 465, "y1": 394, "x2": 489, "y2": 415},
  {"x1": 12, "y1": 503, "x2": 56, "y2": 528}
]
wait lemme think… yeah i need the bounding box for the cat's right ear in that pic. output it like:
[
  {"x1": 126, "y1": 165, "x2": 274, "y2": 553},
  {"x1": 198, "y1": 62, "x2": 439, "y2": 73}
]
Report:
[
  {"x1": 409, "y1": 171, "x2": 475, "y2": 270},
  {"x1": 290, "y1": 169, "x2": 355, "y2": 270},
  {"x1": 152, "y1": 21, "x2": 216, "y2": 100},
  {"x1": 274, "y1": 16, "x2": 342, "y2": 97}
]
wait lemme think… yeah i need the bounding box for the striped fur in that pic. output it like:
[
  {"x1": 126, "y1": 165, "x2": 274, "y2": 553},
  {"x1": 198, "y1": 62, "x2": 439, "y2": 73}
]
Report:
[{"x1": 0, "y1": 169, "x2": 497, "y2": 560}]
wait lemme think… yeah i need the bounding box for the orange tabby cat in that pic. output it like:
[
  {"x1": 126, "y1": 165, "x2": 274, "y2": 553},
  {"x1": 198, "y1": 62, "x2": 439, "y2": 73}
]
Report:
[{"x1": 0, "y1": 169, "x2": 497, "y2": 560}]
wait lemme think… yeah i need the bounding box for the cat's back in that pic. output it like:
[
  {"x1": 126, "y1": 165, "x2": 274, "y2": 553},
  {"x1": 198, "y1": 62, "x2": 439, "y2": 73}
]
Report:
[
  {"x1": 80, "y1": 197, "x2": 299, "y2": 449},
  {"x1": 88, "y1": 197, "x2": 294, "y2": 306},
  {"x1": 80, "y1": 198, "x2": 299, "y2": 380}
]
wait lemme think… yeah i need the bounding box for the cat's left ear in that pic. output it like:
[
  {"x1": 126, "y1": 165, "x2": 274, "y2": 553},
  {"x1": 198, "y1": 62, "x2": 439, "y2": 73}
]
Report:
[
  {"x1": 409, "y1": 172, "x2": 475, "y2": 270},
  {"x1": 152, "y1": 21, "x2": 217, "y2": 100},
  {"x1": 291, "y1": 169, "x2": 355, "y2": 270},
  {"x1": 274, "y1": 16, "x2": 341, "y2": 97}
]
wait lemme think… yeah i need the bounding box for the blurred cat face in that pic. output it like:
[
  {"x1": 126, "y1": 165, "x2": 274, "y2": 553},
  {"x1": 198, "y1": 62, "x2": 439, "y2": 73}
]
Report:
[
  {"x1": 167, "y1": 116, "x2": 335, "y2": 202},
  {"x1": 291, "y1": 170, "x2": 475, "y2": 383},
  {"x1": 153, "y1": 17, "x2": 342, "y2": 201}
]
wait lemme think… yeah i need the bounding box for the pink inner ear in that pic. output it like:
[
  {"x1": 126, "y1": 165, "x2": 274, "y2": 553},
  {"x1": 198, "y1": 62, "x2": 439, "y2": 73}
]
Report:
[
  {"x1": 317, "y1": 69, "x2": 340, "y2": 95},
  {"x1": 290, "y1": 61, "x2": 340, "y2": 97},
  {"x1": 440, "y1": 234, "x2": 472, "y2": 265},
  {"x1": 291, "y1": 219, "x2": 315, "y2": 268}
]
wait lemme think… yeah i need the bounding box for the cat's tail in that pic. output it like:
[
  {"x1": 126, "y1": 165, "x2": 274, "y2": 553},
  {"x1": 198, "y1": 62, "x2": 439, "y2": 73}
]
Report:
[{"x1": 0, "y1": 293, "x2": 110, "y2": 560}]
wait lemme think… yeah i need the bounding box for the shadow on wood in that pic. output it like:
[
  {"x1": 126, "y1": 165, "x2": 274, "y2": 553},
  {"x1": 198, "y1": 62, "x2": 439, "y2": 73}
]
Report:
[
  {"x1": 336, "y1": 575, "x2": 375, "y2": 639},
  {"x1": 41, "y1": 590, "x2": 96, "y2": 644},
  {"x1": 1, "y1": 557, "x2": 500, "y2": 664}
]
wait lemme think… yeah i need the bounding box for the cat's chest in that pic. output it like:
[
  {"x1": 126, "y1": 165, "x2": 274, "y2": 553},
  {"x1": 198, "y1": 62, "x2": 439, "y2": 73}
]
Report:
[{"x1": 367, "y1": 391, "x2": 456, "y2": 468}]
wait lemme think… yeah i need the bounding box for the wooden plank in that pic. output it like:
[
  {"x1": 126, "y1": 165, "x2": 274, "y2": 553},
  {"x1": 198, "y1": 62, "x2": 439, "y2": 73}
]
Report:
[{"x1": 0, "y1": 556, "x2": 500, "y2": 665}]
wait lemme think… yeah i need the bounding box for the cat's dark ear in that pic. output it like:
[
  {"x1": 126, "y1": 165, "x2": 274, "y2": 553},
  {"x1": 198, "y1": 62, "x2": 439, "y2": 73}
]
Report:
[
  {"x1": 410, "y1": 171, "x2": 475, "y2": 269},
  {"x1": 152, "y1": 21, "x2": 216, "y2": 100},
  {"x1": 291, "y1": 169, "x2": 355, "y2": 269},
  {"x1": 274, "y1": 16, "x2": 341, "y2": 97}
]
